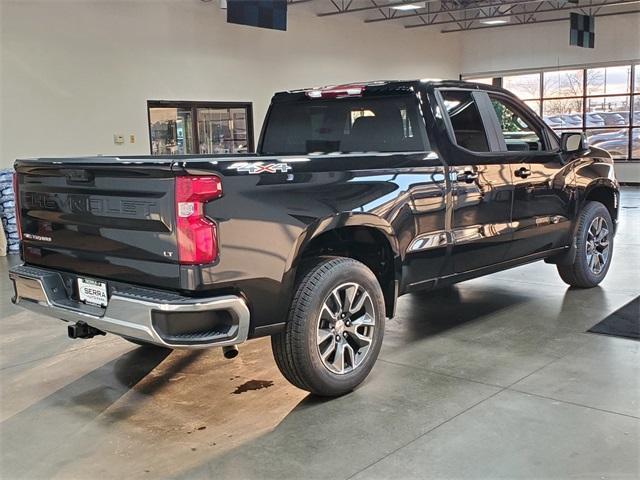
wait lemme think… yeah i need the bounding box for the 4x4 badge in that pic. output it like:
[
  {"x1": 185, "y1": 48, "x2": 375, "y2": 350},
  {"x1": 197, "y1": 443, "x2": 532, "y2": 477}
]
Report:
[{"x1": 228, "y1": 162, "x2": 292, "y2": 174}]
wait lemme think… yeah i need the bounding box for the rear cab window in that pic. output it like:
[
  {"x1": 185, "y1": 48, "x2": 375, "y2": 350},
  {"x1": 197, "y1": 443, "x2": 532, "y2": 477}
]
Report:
[{"x1": 260, "y1": 95, "x2": 429, "y2": 155}]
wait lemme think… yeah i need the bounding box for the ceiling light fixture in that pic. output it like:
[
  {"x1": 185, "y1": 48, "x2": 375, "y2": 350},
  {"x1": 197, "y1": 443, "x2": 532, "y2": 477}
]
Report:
[
  {"x1": 391, "y1": 2, "x2": 426, "y2": 11},
  {"x1": 480, "y1": 18, "x2": 509, "y2": 24}
]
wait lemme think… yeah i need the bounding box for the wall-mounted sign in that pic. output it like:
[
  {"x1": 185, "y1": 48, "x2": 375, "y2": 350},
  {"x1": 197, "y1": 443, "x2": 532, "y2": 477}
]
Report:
[
  {"x1": 570, "y1": 13, "x2": 595, "y2": 48},
  {"x1": 227, "y1": 0, "x2": 287, "y2": 31}
]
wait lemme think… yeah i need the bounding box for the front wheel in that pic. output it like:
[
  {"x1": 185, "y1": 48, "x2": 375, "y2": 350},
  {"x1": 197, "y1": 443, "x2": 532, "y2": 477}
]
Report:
[
  {"x1": 272, "y1": 257, "x2": 385, "y2": 397},
  {"x1": 557, "y1": 201, "x2": 614, "y2": 288}
]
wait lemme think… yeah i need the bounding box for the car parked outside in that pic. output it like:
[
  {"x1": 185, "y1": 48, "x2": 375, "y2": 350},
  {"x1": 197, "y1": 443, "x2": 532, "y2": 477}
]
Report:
[
  {"x1": 596, "y1": 112, "x2": 626, "y2": 126},
  {"x1": 594, "y1": 129, "x2": 639, "y2": 158},
  {"x1": 543, "y1": 116, "x2": 562, "y2": 128},
  {"x1": 544, "y1": 115, "x2": 582, "y2": 129},
  {"x1": 588, "y1": 129, "x2": 627, "y2": 145},
  {"x1": 586, "y1": 113, "x2": 606, "y2": 127},
  {"x1": 545, "y1": 113, "x2": 612, "y2": 129},
  {"x1": 559, "y1": 115, "x2": 583, "y2": 127}
]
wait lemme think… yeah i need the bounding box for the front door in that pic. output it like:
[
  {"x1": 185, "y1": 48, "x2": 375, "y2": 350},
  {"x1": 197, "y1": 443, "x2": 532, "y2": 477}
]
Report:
[{"x1": 485, "y1": 92, "x2": 574, "y2": 260}]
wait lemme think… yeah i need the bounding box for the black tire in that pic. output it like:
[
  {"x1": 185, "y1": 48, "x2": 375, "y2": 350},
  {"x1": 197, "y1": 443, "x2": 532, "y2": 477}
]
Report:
[
  {"x1": 123, "y1": 337, "x2": 173, "y2": 350},
  {"x1": 557, "y1": 201, "x2": 614, "y2": 288},
  {"x1": 272, "y1": 256, "x2": 385, "y2": 397}
]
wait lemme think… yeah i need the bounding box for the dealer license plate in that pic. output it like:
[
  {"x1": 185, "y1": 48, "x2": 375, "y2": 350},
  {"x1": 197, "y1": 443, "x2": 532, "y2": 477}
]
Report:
[{"x1": 77, "y1": 278, "x2": 108, "y2": 307}]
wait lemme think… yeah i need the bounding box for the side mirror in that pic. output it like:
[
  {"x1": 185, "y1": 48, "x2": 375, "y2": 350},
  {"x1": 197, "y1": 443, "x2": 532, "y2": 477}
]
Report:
[{"x1": 561, "y1": 132, "x2": 588, "y2": 153}]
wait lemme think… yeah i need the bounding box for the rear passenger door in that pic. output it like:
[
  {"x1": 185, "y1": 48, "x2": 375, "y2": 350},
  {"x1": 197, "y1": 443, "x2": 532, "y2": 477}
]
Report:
[
  {"x1": 437, "y1": 89, "x2": 514, "y2": 275},
  {"x1": 484, "y1": 93, "x2": 573, "y2": 260}
]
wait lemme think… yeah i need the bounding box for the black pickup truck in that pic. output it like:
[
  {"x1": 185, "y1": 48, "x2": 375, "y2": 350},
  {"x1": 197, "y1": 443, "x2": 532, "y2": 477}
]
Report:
[{"x1": 9, "y1": 80, "x2": 619, "y2": 396}]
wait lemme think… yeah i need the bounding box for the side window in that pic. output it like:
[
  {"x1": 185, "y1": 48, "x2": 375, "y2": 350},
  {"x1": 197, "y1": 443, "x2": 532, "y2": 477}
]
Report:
[
  {"x1": 440, "y1": 90, "x2": 490, "y2": 152},
  {"x1": 489, "y1": 95, "x2": 548, "y2": 152}
]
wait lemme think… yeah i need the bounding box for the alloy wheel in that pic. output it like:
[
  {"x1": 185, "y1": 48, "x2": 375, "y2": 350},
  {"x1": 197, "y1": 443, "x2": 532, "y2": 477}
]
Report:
[
  {"x1": 586, "y1": 216, "x2": 610, "y2": 275},
  {"x1": 316, "y1": 282, "x2": 376, "y2": 375}
]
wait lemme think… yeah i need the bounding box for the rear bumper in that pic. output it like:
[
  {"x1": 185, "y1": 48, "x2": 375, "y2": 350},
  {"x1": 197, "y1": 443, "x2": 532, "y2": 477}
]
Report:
[{"x1": 8, "y1": 264, "x2": 250, "y2": 349}]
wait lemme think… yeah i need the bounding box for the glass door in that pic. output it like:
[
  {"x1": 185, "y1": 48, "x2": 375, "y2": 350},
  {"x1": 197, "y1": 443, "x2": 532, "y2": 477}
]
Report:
[
  {"x1": 149, "y1": 107, "x2": 193, "y2": 155},
  {"x1": 197, "y1": 107, "x2": 249, "y2": 154}
]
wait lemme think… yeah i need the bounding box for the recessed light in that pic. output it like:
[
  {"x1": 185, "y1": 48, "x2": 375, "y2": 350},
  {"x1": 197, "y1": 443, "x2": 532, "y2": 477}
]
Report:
[
  {"x1": 391, "y1": 2, "x2": 425, "y2": 11},
  {"x1": 480, "y1": 18, "x2": 509, "y2": 25}
]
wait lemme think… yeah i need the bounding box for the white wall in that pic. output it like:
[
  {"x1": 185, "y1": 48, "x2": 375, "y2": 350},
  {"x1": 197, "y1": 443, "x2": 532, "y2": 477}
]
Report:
[
  {"x1": 0, "y1": 0, "x2": 461, "y2": 167},
  {"x1": 460, "y1": 12, "x2": 640, "y2": 76}
]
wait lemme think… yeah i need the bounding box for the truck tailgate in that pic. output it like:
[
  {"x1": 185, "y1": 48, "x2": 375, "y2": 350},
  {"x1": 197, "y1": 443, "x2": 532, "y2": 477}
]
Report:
[{"x1": 14, "y1": 159, "x2": 183, "y2": 289}]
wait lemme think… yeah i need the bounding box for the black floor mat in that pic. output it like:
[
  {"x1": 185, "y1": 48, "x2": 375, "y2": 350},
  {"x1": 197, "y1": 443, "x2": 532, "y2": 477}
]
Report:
[{"x1": 588, "y1": 296, "x2": 640, "y2": 340}]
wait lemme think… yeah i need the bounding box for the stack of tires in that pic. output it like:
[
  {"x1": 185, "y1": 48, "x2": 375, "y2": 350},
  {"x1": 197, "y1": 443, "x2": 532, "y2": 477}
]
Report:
[{"x1": 0, "y1": 169, "x2": 19, "y2": 255}]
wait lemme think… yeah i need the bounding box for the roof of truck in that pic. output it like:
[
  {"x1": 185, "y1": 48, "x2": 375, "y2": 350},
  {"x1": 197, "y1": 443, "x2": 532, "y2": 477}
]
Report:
[{"x1": 272, "y1": 79, "x2": 509, "y2": 102}]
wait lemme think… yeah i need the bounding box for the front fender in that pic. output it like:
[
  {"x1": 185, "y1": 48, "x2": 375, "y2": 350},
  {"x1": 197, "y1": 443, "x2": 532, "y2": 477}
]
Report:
[
  {"x1": 547, "y1": 161, "x2": 619, "y2": 266},
  {"x1": 582, "y1": 178, "x2": 619, "y2": 204}
]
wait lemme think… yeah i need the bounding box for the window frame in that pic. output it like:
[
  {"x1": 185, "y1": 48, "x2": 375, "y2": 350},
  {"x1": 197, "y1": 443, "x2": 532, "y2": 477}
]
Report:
[
  {"x1": 435, "y1": 88, "x2": 500, "y2": 158},
  {"x1": 436, "y1": 87, "x2": 563, "y2": 164},
  {"x1": 147, "y1": 100, "x2": 255, "y2": 155},
  {"x1": 258, "y1": 94, "x2": 430, "y2": 156}
]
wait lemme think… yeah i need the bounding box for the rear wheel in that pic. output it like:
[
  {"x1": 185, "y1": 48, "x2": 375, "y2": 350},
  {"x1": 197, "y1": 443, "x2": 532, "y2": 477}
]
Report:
[
  {"x1": 272, "y1": 257, "x2": 385, "y2": 397},
  {"x1": 557, "y1": 201, "x2": 613, "y2": 288}
]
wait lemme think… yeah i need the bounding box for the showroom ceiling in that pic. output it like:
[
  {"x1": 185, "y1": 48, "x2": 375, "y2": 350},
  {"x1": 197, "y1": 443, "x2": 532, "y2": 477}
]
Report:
[{"x1": 290, "y1": 0, "x2": 640, "y2": 32}]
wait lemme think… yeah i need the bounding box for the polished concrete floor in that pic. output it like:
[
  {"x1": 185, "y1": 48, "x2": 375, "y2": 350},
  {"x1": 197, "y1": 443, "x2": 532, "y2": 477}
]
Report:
[{"x1": 1, "y1": 188, "x2": 639, "y2": 480}]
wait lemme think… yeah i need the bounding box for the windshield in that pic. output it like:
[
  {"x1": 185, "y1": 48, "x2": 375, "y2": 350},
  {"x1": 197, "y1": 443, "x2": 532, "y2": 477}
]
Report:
[{"x1": 260, "y1": 95, "x2": 429, "y2": 155}]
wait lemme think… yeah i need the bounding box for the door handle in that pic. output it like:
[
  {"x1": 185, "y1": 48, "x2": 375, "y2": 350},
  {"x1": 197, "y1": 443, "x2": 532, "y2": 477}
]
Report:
[
  {"x1": 515, "y1": 166, "x2": 531, "y2": 178},
  {"x1": 457, "y1": 170, "x2": 478, "y2": 183}
]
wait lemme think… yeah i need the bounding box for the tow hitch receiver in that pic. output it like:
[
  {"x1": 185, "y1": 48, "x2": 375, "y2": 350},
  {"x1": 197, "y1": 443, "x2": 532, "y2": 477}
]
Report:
[{"x1": 68, "y1": 321, "x2": 106, "y2": 339}]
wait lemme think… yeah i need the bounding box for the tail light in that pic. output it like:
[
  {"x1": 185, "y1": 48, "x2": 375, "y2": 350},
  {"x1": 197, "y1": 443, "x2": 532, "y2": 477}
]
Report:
[
  {"x1": 12, "y1": 172, "x2": 22, "y2": 240},
  {"x1": 174, "y1": 176, "x2": 222, "y2": 264}
]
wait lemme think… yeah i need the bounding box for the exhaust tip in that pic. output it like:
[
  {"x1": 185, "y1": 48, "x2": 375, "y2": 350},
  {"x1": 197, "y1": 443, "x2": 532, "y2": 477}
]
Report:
[{"x1": 222, "y1": 345, "x2": 239, "y2": 359}]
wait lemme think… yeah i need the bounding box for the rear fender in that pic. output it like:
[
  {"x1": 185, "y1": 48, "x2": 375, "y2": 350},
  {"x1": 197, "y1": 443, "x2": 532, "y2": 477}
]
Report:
[{"x1": 282, "y1": 213, "x2": 401, "y2": 317}]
